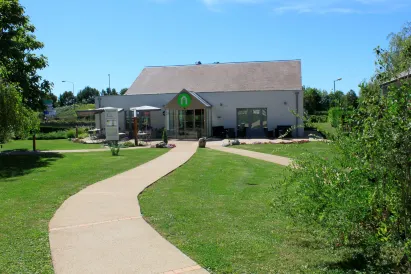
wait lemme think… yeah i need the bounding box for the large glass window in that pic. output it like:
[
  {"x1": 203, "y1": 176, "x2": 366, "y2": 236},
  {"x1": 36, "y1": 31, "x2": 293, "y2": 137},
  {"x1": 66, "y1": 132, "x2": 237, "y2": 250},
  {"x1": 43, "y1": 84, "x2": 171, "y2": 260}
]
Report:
[{"x1": 236, "y1": 108, "x2": 268, "y2": 138}]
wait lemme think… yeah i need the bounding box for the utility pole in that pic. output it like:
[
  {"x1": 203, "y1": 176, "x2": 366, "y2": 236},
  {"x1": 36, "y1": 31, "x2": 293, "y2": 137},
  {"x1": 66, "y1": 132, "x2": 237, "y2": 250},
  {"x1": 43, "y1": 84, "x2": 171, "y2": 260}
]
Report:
[{"x1": 108, "y1": 74, "x2": 111, "y2": 92}]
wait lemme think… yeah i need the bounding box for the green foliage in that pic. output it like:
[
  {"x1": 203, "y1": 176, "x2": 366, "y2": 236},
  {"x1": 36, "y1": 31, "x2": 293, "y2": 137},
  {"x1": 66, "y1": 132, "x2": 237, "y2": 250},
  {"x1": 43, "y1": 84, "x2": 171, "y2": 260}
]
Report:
[
  {"x1": 101, "y1": 88, "x2": 117, "y2": 96},
  {"x1": 58, "y1": 91, "x2": 76, "y2": 106},
  {"x1": 27, "y1": 128, "x2": 88, "y2": 140},
  {"x1": 283, "y1": 80, "x2": 411, "y2": 271},
  {"x1": 346, "y1": 90, "x2": 359, "y2": 108},
  {"x1": 375, "y1": 22, "x2": 411, "y2": 83},
  {"x1": 309, "y1": 114, "x2": 328, "y2": 123},
  {"x1": 120, "y1": 88, "x2": 128, "y2": 95},
  {"x1": 0, "y1": 0, "x2": 52, "y2": 110},
  {"x1": 0, "y1": 82, "x2": 39, "y2": 143},
  {"x1": 108, "y1": 141, "x2": 120, "y2": 156},
  {"x1": 77, "y1": 86, "x2": 99, "y2": 104},
  {"x1": 122, "y1": 141, "x2": 135, "y2": 147},
  {"x1": 162, "y1": 128, "x2": 168, "y2": 144},
  {"x1": 328, "y1": 107, "x2": 343, "y2": 127}
]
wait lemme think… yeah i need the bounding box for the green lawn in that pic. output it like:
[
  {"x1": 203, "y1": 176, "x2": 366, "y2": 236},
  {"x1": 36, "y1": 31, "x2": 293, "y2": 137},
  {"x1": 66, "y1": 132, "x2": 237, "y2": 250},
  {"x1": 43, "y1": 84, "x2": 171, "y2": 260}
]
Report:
[
  {"x1": 234, "y1": 141, "x2": 334, "y2": 159},
  {"x1": 0, "y1": 149, "x2": 168, "y2": 273},
  {"x1": 139, "y1": 149, "x2": 354, "y2": 273},
  {"x1": 0, "y1": 139, "x2": 104, "y2": 152}
]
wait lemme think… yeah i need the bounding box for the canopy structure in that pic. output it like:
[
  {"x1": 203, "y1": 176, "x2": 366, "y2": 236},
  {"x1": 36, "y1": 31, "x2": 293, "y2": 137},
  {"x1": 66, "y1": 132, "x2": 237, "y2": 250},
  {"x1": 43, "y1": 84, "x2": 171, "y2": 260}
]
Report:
[
  {"x1": 76, "y1": 107, "x2": 124, "y2": 118},
  {"x1": 130, "y1": 105, "x2": 161, "y2": 118}
]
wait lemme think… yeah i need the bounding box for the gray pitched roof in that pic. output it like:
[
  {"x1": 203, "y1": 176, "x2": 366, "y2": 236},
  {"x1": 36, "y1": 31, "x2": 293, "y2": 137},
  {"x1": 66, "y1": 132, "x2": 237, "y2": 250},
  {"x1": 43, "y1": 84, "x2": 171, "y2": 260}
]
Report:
[{"x1": 126, "y1": 60, "x2": 302, "y2": 95}]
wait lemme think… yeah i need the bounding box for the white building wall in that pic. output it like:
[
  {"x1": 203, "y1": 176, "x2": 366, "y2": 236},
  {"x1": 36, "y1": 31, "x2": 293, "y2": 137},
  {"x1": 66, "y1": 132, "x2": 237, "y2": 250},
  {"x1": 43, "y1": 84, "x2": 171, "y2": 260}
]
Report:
[{"x1": 95, "y1": 90, "x2": 304, "y2": 137}]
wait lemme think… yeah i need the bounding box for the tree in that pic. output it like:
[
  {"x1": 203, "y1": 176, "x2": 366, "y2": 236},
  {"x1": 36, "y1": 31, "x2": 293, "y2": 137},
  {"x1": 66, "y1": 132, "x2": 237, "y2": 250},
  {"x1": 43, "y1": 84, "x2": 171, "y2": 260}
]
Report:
[
  {"x1": 101, "y1": 88, "x2": 118, "y2": 96},
  {"x1": 58, "y1": 91, "x2": 76, "y2": 106},
  {"x1": 120, "y1": 88, "x2": 128, "y2": 95},
  {"x1": 0, "y1": 0, "x2": 52, "y2": 110},
  {"x1": 0, "y1": 81, "x2": 39, "y2": 143},
  {"x1": 303, "y1": 86, "x2": 321, "y2": 114},
  {"x1": 375, "y1": 22, "x2": 411, "y2": 83},
  {"x1": 77, "y1": 86, "x2": 99, "y2": 104},
  {"x1": 329, "y1": 90, "x2": 345, "y2": 107},
  {"x1": 345, "y1": 89, "x2": 358, "y2": 108}
]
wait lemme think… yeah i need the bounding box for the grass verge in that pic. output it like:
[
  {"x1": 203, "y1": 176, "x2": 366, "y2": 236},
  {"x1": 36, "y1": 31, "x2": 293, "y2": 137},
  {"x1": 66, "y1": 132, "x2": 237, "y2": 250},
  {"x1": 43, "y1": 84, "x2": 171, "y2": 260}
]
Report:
[
  {"x1": 0, "y1": 149, "x2": 168, "y2": 273},
  {"x1": 233, "y1": 141, "x2": 333, "y2": 159},
  {"x1": 139, "y1": 149, "x2": 354, "y2": 273}
]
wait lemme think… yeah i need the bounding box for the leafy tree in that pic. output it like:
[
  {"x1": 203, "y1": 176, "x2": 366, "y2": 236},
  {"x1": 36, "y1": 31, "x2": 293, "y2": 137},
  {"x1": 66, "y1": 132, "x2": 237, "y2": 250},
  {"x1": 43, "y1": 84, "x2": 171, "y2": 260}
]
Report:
[
  {"x1": 345, "y1": 89, "x2": 359, "y2": 108},
  {"x1": 77, "y1": 86, "x2": 99, "y2": 104},
  {"x1": 101, "y1": 88, "x2": 117, "y2": 96},
  {"x1": 303, "y1": 86, "x2": 321, "y2": 114},
  {"x1": 58, "y1": 91, "x2": 76, "y2": 106},
  {"x1": 318, "y1": 90, "x2": 330, "y2": 111},
  {"x1": 44, "y1": 92, "x2": 58, "y2": 108},
  {"x1": 329, "y1": 90, "x2": 345, "y2": 107},
  {"x1": 0, "y1": 0, "x2": 52, "y2": 110},
  {"x1": 120, "y1": 88, "x2": 128, "y2": 95},
  {"x1": 375, "y1": 22, "x2": 411, "y2": 83},
  {"x1": 0, "y1": 81, "x2": 39, "y2": 143}
]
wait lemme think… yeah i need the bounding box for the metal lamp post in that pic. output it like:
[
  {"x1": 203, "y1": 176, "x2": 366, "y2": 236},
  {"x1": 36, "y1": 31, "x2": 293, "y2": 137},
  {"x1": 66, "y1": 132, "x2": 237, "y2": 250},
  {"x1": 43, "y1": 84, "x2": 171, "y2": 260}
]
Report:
[
  {"x1": 62, "y1": 80, "x2": 75, "y2": 109},
  {"x1": 333, "y1": 78, "x2": 342, "y2": 93}
]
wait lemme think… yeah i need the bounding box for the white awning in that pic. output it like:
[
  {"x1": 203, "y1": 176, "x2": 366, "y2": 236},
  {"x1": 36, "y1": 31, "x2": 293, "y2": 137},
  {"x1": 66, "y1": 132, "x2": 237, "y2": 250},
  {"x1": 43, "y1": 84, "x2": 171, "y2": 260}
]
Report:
[{"x1": 130, "y1": 106, "x2": 161, "y2": 111}]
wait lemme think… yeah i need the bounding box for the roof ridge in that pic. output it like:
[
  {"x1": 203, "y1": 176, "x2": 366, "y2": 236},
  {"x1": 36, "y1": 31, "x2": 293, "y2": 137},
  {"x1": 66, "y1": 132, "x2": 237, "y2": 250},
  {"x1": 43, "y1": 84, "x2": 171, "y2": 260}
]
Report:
[{"x1": 145, "y1": 59, "x2": 301, "y2": 68}]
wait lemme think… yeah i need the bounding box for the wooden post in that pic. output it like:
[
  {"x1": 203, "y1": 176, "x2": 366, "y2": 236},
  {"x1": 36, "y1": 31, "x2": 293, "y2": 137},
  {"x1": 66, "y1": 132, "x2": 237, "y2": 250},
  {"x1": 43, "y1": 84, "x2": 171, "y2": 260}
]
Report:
[
  {"x1": 133, "y1": 117, "x2": 138, "y2": 146},
  {"x1": 75, "y1": 126, "x2": 78, "y2": 138},
  {"x1": 32, "y1": 134, "x2": 36, "y2": 151}
]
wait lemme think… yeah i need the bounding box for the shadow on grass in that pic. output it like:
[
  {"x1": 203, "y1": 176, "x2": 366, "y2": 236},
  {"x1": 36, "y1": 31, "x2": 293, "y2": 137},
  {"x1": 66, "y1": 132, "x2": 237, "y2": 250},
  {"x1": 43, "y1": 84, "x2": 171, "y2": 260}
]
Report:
[{"x1": 0, "y1": 152, "x2": 64, "y2": 179}]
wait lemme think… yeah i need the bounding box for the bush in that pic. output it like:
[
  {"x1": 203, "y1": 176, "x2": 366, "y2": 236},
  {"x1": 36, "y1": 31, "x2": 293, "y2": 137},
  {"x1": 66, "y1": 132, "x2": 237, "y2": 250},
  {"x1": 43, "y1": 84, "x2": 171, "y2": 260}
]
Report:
[
  {"x1": 309, "y1": 115, "x2": 328, "y2": 123},
  {"x1": 162, "y1": 128, "x2": 168, "y2": 144},
  {"x1": 328, "y1": 107, "x2": 343, "y2": 127},
  {"x1": 27, "y1": 127, "x2": 89, "y2": 140},
  {"x1": 282, "y1": 81, "x2": 411, "y2": 271},
  {"x1": 122, "y1": 141, "x2": 135, "y2": 147}
]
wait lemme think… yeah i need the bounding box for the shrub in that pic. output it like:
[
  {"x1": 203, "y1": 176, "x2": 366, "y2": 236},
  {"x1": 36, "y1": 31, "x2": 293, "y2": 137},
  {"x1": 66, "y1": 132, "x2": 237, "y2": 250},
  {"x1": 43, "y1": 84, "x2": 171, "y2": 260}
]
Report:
[
  {"x1": 328, "y1": 107, "x2": 343, "y2": 127},
  {"x1": 122, "y1": 141, "x2": 135, "y2": 147},
  {"x1": 162, "y1": 128, "x2": 168, "y2": 144},
  {"x1": 108, "y1": 141, "x2": 120, "y2": 156},
  {"x1": 282, "y1": 81, "x2": 411, "y2": 271},
  {"x1": 309, "y1": 115, "x2": 328, "y2": 123}
]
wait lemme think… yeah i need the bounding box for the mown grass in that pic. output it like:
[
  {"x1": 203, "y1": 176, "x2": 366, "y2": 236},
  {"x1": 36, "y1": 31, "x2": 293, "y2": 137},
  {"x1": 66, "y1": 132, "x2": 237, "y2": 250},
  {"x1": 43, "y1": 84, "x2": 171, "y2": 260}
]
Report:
[
  {"x1": 0, "y1": 149, "x2": 168, "y2": 273},
  {"x1": 139, "y1": 149, "x2": 355, "y2": 273},
  {"x1": 0, "y1": 139, "x2": 103, "y2": 152},
  {"x1": 234, "y1": 141, "x2": 334, "y2": 159}
]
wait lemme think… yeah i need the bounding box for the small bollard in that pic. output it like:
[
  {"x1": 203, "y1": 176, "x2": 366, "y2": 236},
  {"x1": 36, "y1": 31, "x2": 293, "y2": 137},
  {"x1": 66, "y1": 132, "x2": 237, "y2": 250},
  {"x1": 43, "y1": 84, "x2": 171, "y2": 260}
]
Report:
[{"x1": 198, "y1": 137, "x2": 206, "y2": 148}]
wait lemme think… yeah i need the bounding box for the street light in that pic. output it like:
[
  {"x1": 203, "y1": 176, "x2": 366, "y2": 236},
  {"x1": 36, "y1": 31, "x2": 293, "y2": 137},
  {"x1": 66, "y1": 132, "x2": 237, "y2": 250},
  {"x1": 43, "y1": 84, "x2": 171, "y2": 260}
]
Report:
[
  {"x1": 333, "y1": 78, "x2": 342, "y2": 93},
  {"x1": 62, "y1": 80, "x2": 75, "y2": 108}
]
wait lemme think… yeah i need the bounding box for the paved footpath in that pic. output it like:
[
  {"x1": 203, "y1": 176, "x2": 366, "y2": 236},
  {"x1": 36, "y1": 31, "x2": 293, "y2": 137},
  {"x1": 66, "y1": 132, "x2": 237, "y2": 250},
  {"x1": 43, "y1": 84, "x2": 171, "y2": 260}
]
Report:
[
  {"x1": 209, "y1": 144, "x2": 292, "y2": 166},
  {"x1": 49, "y1": 142, "x2": 208, "y2": 274}
]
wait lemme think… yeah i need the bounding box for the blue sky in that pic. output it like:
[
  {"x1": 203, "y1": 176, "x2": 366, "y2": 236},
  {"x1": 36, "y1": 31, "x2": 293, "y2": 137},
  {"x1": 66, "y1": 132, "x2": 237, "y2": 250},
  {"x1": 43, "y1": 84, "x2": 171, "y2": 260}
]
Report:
[{"x1": 20, "y1": 0, "x2": 411, "y2": 96}]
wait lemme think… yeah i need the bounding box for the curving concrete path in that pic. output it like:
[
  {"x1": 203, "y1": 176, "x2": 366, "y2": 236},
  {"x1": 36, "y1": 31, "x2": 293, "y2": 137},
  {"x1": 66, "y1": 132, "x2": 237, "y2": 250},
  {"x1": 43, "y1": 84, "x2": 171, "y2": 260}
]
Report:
[
  {"x1": 49, "y1": 142, "x2": 209, "y2": 274},
  {"x1": 208, "y1": 143, "x2": 292, "y2": 166}
]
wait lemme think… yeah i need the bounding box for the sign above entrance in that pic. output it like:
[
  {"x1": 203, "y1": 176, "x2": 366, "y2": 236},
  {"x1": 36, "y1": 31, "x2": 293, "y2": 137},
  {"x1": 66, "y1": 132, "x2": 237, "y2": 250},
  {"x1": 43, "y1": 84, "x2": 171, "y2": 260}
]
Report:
[{"x1": 177, "y1": 93, "x2": 192, "y2": 108}]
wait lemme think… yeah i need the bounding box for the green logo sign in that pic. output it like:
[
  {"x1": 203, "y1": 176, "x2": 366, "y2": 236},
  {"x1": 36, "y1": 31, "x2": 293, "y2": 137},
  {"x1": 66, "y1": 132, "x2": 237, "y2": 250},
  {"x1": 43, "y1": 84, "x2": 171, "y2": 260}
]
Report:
[{"x1": 177, "y1": 93, "x2": 192, "y2": 108}]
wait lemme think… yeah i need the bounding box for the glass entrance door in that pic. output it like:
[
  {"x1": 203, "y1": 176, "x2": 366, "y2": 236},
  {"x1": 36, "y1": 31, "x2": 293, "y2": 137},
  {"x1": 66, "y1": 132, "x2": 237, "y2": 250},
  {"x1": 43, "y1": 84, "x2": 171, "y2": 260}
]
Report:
[{"x1": 176, "y1": 109, "x2": 205, "y2": 139}]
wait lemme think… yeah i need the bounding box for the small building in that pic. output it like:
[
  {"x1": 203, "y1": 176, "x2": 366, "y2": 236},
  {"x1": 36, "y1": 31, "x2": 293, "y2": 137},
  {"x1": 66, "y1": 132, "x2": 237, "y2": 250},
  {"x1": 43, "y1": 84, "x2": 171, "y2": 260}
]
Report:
[{"x1": 95, "y1": 60, "x2": 304, "y2": 139}]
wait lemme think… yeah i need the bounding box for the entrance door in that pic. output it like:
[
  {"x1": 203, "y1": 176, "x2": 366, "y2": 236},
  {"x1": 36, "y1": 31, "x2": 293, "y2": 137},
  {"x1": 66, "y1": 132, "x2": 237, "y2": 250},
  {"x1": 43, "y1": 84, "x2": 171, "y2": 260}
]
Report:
[
  {"x1": 177, "y1": 109, "x2": 204, "y2": 139},
  {"x1": 237, "y1": 108, "x2": 267, "y2": 138}
]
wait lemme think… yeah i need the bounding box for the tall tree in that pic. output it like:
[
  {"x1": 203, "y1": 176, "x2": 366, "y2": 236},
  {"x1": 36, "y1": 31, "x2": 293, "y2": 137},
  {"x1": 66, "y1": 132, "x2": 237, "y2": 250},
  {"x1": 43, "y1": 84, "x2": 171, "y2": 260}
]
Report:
[
  {"x1": 303, "y1": 86, "x2": 322, "y2": 114},
  {"x1": 77, "y1": 86, "x2": 99, "y2": 104},
  {"x1": 58, "y1": 91, "x2": 76, "y2": 106},
  {"x1": 45, "y1": 92, "x2": 58, "y2": 107},
  {"x1": 101, "y1": 87, "x2": 118, "y2": 96},
  {"x1": 329, "y1": 90, "x2": 345, "y2": 107},
  {"x1": 0, "y1": 81, "x2": 39, "y2": 143},
  {"x1": 120, "y1": 88, "x2": 128, "y2": 95},
  {"x1": 0, "y1": 0, "x2": 52, "y2": 110},
  {"x1": 345, "y1": 89, "x2": 359, "y2": 108}
]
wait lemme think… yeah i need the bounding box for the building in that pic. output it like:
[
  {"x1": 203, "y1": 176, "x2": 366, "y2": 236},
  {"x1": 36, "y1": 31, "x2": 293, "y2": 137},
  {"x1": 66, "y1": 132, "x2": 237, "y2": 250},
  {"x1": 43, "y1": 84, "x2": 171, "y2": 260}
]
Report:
[{"x1": 95, "y1": 60, "x2": 304, "y2": 139}]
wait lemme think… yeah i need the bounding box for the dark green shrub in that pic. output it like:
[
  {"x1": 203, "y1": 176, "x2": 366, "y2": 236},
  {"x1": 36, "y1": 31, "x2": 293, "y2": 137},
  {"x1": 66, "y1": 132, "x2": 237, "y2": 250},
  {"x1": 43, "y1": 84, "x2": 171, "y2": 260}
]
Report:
[
  {"x1": 309, "y1": 115, "x2": 328, "y2": 123},
  {"x1": 162, "y1": 128, "x2": 168, "y2": 144}
]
